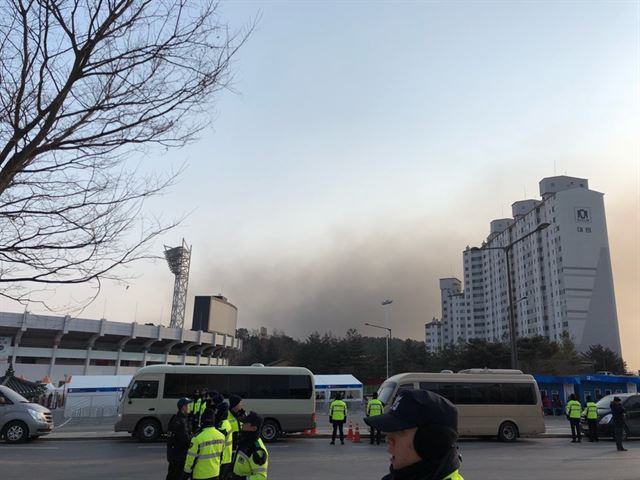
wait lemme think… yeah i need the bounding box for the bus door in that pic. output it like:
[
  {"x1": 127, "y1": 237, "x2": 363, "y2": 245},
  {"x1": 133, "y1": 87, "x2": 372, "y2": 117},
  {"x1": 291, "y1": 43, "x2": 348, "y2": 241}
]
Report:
[{"x1": 126, "y1": 375, "x2": 162, "y2": 417}]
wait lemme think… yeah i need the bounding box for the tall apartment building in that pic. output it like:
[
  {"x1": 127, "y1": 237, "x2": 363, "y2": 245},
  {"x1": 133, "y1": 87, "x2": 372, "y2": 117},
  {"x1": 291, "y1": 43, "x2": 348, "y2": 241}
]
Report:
[{"x1": 425, "y1": 176, "x2": 621, "y2": 355}]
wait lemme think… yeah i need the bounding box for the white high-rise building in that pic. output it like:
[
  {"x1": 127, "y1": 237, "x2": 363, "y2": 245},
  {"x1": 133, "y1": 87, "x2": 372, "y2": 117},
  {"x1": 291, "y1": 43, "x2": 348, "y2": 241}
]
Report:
[{"x1": 425, "y1": 176, "x2": 621, "y2": 354}]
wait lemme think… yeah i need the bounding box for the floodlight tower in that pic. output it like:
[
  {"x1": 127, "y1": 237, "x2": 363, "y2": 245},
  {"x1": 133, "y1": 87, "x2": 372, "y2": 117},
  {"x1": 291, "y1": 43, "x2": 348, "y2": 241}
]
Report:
[{"x1": 164, "y1": 239, "x2": 192, "y2": 329}]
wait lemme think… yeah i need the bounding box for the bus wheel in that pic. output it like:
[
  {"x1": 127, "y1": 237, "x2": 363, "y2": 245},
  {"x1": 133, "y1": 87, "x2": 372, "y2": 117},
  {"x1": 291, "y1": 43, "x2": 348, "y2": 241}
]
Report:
[
  {"x1": 498, "y1": 421, "x2": 518, "y2": 442},
  {"x1": 260, "y1": 420, "x2": 280, "y2": 443},
  {"x1": 136, "y1": 418, "x2": 161, "y2": 442}
]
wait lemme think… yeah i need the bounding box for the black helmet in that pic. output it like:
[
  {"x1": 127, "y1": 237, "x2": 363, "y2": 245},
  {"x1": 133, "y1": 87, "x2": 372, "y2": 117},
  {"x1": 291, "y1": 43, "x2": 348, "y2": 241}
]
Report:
[
  {"x1": 243, "y1": 411, "x2": 263, "y2": 430},
  {"x1": 177, "y1": 397, "x2": 191, "y2": 410},
  {"x1": 201, "y1": 408, "x2": 216, "y2": 426}
]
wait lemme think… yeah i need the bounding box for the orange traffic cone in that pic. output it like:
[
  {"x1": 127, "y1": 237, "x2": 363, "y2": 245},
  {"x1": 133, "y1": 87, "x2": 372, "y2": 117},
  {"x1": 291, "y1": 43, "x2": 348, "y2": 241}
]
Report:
[
  {"x1": 347, "y1": 421, "x2": 354, "y2": 440},
  {"x1": 353, "y1": 424, "x2": 361, "y2": 443}
]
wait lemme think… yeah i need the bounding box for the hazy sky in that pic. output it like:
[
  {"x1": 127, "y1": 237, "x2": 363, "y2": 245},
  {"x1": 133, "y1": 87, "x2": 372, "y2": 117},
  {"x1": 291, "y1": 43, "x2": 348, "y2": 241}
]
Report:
[{"x1": 4, "y1": 2, "x2": 639, "y2": 368}]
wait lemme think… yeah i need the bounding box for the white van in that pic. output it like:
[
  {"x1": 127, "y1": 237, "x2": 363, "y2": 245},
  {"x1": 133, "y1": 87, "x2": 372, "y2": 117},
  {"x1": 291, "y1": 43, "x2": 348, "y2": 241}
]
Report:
[
  {"x1": 378, "y1": 369, "x2": 545, "y2": 442},
  {"x1": 115, "y1": 365, "x2": 315, "y2": 442}
]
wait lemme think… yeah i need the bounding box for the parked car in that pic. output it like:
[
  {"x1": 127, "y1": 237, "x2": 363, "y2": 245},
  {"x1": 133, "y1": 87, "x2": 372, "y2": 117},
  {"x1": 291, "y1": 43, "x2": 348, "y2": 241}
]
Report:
[
  {"x1": 580, "y1": 393, "x2": 640, "y2": 439},
  {"x1": 0, "y1": 385, "x2": 54, "y2": 443}
]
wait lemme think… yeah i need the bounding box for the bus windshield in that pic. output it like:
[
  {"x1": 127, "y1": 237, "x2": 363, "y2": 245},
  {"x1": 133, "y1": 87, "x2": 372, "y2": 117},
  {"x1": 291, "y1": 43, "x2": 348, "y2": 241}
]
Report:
[{"x1": 377, "y1": 382, "x2": 397, "y2": 405}]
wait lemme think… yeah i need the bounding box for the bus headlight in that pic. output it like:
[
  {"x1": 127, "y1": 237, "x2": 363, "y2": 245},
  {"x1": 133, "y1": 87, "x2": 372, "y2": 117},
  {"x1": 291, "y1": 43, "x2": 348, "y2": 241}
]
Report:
[{"x1": 599, "y1": 414, "x2": 612, "y2": 425}]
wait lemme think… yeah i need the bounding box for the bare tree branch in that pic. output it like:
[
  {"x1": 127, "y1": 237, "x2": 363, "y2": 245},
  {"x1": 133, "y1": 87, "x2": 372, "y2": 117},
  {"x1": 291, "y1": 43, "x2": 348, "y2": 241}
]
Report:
[{"x1": 0, "y1": 0, "x2": 251, "y2": 307}]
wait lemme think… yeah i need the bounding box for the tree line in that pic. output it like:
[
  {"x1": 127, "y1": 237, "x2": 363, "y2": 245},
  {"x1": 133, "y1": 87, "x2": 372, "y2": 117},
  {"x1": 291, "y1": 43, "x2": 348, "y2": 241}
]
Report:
[{"x1": 230, "y1": 328, "x2": 627, "y2": 383}]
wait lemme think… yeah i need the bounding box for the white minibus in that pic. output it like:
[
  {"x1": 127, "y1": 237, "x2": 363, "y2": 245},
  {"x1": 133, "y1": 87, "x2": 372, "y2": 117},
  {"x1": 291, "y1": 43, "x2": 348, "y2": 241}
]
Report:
[
  {"x1": 115, "y1": 365, "x2": 315, "y2": 442},
  {"x1": 377, "y1": 369, "x2": 545, "y2": 441}
]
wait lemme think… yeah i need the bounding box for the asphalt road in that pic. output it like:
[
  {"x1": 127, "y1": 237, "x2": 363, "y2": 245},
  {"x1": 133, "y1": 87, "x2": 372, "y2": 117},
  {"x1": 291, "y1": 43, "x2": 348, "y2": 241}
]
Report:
[{"x1": 1, "y1": 437, "x2": 638, "y2": 479}]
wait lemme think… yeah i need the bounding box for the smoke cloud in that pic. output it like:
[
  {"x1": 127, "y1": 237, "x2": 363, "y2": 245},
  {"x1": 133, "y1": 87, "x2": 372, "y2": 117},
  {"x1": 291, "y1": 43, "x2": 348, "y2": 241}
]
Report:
[{"x1": 190, "y1": 217, "x2": 470, "y2": 341}]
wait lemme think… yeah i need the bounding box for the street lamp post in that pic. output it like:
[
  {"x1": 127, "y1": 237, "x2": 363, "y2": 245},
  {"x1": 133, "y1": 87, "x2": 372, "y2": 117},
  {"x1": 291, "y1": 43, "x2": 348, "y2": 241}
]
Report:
[
  {"x1": 472, "y1": 222, "x2": 550, "y2": 370},
  {"x1": 366, "y1": 299, "x2": 393, "y2": 379}
]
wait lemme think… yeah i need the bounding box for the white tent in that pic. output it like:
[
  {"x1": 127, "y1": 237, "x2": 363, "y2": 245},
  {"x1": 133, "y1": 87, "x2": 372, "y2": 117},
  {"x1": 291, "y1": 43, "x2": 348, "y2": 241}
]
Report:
[
  {"x1": 64, "y1": 375, "x2": 132, "y2": 418},
  {"x1": 314, "y1": 374, "x2": 363, "y2": 403}
]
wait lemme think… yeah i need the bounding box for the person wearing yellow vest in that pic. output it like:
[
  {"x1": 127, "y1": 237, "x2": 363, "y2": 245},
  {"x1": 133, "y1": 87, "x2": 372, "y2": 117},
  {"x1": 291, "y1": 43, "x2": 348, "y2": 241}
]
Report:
[
  {"x1": 227, "y1": 394, "x2": 245, "y2": 456},
  {"x1": 184, "y1": 408, "x2": 226, "y2": 480},
  {"x1": 365, "y1": 389, "x2": 463, "y2": 480},
  {"x1": 197, "y1": 392, "x2": 212, "y2": 431},
  {"x1": 583, "y1": 395, "x2": 599, "y2": 442},
  {"x1": 329, "y1": 393, "x2": 348, "y2": 445},
  {"x1": 565, "y1": 393, "x2": 582, "y2": 443},
  {"x1": 190, "y1": 390, "x2": 202, "y2": 432},
  {"x1": 367, "y1": 392, "x2": 385, "y2": 445},
  {"x1": 214, "y1": 401, "x2": 234, "y2": 480},
  {"x1": 233, "y1": 411, "x2": 268, "y2": 480}
]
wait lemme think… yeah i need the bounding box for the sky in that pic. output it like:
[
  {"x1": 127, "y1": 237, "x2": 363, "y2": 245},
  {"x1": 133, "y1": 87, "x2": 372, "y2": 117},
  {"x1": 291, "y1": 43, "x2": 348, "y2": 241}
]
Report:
[{"x1": 3, "y1": 1, "x2": 639, "y2": 368}]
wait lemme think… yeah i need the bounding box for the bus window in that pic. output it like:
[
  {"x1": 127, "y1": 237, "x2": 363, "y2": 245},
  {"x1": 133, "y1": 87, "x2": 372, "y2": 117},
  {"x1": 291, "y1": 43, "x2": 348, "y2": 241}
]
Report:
[
  {"x1": 419, "y1": 382, "x2": 438, "y2": 393},
  {"x1": 377, "y1": 382, "x2": 397, "y2": 405},
  {"x1": 455, "y1": 383, "x2": 487, "y2": 404},
  {"x1": 290, "y1": 375, "x2": 313, "y2": 399},
  {"x1": 514, "y1": 384, "x2": 536, "y2": 405},
  {"x1": 487, "y1": 383, "x2": 502, "y2": 404},
  {"x1": 129, "y1": 380, "x2": 158, "y2": 399},
  {"x1": 251, "y1": 375, "x2": 289, "y2": 399},
  {"x1": 228, "y1": 375, "x2": 250, "y2": 398}
]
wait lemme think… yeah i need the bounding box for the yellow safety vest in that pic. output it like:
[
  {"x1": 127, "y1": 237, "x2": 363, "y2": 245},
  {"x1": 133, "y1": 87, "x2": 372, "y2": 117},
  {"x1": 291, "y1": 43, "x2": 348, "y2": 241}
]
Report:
[
  {"x1": 192, "y1": 399, "x2": 202, "y2": 416},
  {"x1": 329, "y1": 400, "x2": 347, "y2": 421},
  {"x1": 219, "y1": 419, "x2": 234, "y2": 465},
  {"x1": 233, "y1": 438, "x2": 268, "y2": 480},
  {"x1": 566, "y1": 400, "x2": 582, "y2": 419},
  {"x1": 367, "y1": 399, "x2": 384, "y2": 417},
  {"x1": 184, "y1": 426, "x2": 226, "y2": 479},
  {"x1": 584, "y1": 402, "x2": 598, "y2": 420},
  {"x1": 227, "y1": 410, "x2": 240, "y2": 434},
  {"x1": 442, "y1": 469, "x2": 464, "y2": 480}
]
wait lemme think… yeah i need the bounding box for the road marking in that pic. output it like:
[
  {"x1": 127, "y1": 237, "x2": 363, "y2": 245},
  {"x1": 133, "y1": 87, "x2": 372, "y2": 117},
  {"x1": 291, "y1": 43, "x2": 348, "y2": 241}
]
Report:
[
  {"x1": 138, "y1": 445, "x2": 165, "y2": 449},
  {"x1": 4, "y1": 446, "x2": 59, "y2": 450}
]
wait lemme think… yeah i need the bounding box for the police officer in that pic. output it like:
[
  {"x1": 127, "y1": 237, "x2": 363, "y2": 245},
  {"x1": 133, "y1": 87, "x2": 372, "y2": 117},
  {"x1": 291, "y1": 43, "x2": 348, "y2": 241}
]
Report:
[
  {"x1": 233, "y1": 411, "x2": 268, "y2": 480},
  {"x1": 215, "y1": 400, "x2": 234, "y2": 479},
  {"x1": 184, "y1": 408, "x2": 226, "y2": 480},
  {"x1": 166, "y1": 398, "x2": 192, "y2": 480},
  {"x1": 190, "y1": 390, "x2": 202, "y2": 431},
  {"x1": 583, "y1": 395, "x2": 598, "y2": 442},
  {"x1": 610, "y1": 396, "x2": 627, "y2": 451},
  {"x1": 227, "y1": 394, "x2": 245, "y2": 453},
  {"x1": 364, "y1": 389, "x2": 463, "y2": 480},
  {"x1": 565, "y1": 393, "x2": 582, "y2": 443},
  {"x1": 367, "y1": 392, "x2": 384, "y2": 445},
  {"x1": 329, "y1": 393, "x2": 348, "y2": 445}
]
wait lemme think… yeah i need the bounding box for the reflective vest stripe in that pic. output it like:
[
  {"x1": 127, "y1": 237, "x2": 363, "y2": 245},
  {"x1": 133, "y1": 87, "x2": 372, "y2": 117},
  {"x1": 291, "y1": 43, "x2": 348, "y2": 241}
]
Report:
[
  {"x1": 200, "y1": 439, "x2": 225, "y2": 447},
  {"x1": 198, "y1": 453, "x2": 221, "y2": 460}
]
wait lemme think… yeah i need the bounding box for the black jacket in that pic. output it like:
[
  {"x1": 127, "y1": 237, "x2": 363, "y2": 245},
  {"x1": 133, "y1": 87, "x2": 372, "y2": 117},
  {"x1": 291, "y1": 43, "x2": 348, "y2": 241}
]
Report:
[
  {"x1": 610, "y1": 402, "x2": 626, "y2": 427},
  {"x1": 381, "y1": 450, "x2": 461, "y2": 480},
  {"x1": 166, "y1": 411, "x2": 192, "y2": 462}
]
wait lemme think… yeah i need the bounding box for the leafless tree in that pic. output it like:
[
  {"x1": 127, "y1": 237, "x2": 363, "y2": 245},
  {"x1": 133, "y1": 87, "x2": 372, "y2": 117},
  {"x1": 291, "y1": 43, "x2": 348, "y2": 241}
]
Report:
[{"x1": 0, "y1": 0, "x2": 249, "y2": 307}]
